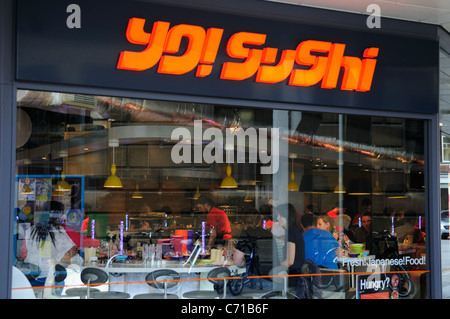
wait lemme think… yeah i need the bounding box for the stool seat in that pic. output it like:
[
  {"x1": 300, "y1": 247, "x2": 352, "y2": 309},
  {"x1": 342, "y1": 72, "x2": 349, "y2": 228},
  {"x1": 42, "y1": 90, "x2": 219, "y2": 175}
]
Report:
[
  {"x1": 132, "y1": 269, "x2": 180, "y2": 299},
  {"x1": 90, "y1": 291, "x2": 131, "y2": 299},
  {"x1": 64, "y1": 267, "x2": 129, "y2": 299},
  {"x1": 182, "y1": 267, "x2": 231, "y2": 299},
  {"x1": 65, "y1": 287, "x2": 100, "y2": 297},
  {"x1": 133, "y1": 293, "x2": 178, "y2": 299},
  {"x1": 182, "y1": 290, "x2": 221, "y2": 299}
]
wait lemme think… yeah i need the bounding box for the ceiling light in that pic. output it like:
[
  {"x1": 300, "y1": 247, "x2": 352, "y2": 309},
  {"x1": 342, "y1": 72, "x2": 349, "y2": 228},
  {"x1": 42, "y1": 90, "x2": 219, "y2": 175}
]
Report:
[{"x1": 220, "y1": 165, "x2": 238, "y2": 188}]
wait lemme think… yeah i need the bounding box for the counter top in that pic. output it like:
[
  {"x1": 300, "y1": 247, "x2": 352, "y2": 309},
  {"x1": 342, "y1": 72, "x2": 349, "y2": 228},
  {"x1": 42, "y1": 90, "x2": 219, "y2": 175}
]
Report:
[{"x1": 91, "y1": 259, "x2": 235, "y2": 274}]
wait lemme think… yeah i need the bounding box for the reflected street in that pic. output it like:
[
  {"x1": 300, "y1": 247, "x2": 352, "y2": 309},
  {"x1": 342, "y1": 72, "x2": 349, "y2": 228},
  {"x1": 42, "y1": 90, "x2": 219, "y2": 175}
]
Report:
[{"x1": 442, "y1": 239, "x2": 450, "y2": 298}]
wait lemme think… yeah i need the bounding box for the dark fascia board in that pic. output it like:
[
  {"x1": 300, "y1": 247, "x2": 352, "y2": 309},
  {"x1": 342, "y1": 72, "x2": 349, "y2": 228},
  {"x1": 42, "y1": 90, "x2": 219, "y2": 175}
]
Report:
[{"x1": 134, "y1": 0, "x2": 439, "y2": 41}]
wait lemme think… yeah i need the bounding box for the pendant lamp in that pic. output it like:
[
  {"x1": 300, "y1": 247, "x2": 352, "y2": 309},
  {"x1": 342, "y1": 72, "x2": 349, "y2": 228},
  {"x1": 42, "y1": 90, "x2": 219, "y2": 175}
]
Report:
[
  {"x1": 300, "y1": 175, "x2": 330, "y2": 194},
  {"x1": 287, "y1": 158, "x2": 299, "y2": 191},
  {"x1": 372, "y1": 179, "x2": 383, "y2": 195},
  {"x1": 347, "y1": 178, "x2": 372, "y2": 195},
  {"x1": 287, "y1": 172, "x2": 300, "y2": 191},
  {"x1": 132, "y1": 183, "x2": 143, "y2": 199},
  {"x1": 193, "y1": 186, "x2": 201, "y2": 200},
  {"x1": 104, "y1": 139, "x2": 123, "y2": 188},
  {"x1": 333, "y1": 183, "x2": 346, "y2": 194},
  {"x1": 386, "y1": 183, "x2": 409, "y2": 199},
  {"x1": 55, "y1": 171, "x2": 71, "y2": 192},
  {"x1": 220, "y1": 165, "x2": 238, "y2": 188},
  {"x1": 243, "y1": 191, "x2": 253, "y2": 202}
]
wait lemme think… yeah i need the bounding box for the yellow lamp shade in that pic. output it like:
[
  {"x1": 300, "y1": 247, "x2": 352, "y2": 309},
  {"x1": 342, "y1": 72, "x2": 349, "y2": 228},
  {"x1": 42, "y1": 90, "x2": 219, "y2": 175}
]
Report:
[
  {"x1": 287, "y1": 172, "x2": 299, "y2": 191},
  {"x1": 220, "y1": 165, "x2": 238, "y2": 188},
  {"x1": 56, "y1": 177, "x2": 71, "y2": 192},
  {"x1": 333, "y1": 184, "x2": 346, "y2": 194},
  {"x1": 193, "y1": 187, "x2": 201, "y2": 200},
  {"x1": 132, "y1": 183, "x2": 143, "y2": 198},
  {"x1": 104, "y1": 163, "x2": 123, "y2": 188},
  {"x1": 372, "y1": 179, "x2": 383, "y2": 195}
]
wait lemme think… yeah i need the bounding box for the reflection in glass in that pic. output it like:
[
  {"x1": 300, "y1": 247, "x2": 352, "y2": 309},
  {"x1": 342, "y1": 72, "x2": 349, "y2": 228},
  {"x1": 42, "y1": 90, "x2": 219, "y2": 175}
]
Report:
[{"x1": 12, "y1": 89, "x2": 427, "y2": 299}]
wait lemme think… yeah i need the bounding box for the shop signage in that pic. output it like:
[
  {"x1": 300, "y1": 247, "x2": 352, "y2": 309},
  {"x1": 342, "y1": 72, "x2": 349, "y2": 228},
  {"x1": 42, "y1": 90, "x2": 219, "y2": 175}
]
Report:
[
  {"x1": 357, "y1": 273, "x2": 394, "y2": 299},
  {"x1": 117, "y1": 18, "x2": 379, "y2": 92},
  {"x1": 16, "y1": 0, "x2": 439, "y2": 114}
]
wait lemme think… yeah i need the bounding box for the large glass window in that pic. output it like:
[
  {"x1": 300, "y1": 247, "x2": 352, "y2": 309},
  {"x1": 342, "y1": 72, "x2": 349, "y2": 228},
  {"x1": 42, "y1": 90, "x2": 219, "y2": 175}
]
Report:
[
  {"x1": 12, "y1": 89, "x2": 427, "y2": 299},
  {"x1": 440, "y1": 48, "x2": 450, "y2": 298}
]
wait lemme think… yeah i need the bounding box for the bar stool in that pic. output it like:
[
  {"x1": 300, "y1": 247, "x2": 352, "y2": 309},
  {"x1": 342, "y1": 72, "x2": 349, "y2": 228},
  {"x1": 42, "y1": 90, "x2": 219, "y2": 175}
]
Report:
[
  {"x1": 133, "y1": 269, "x2": 181, "y2": 299},
  {"x1": 65, "y1": 267, "x2": 129, "y2": 299},
  {"x1": 182, "y1": 267, "x2": 231, "y2": 299},
  {"x1": 258, "y1": 266, "x2": 297, "y2": 299},
  {"x1": 50, "y1": 264, "x2": 67, "y2": 296}
]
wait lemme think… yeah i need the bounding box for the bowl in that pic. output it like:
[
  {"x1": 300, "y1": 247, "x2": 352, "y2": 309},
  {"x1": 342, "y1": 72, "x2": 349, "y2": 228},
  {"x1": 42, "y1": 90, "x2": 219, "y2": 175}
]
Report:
[
  {"x1": 169, "y1": 256, "x2": 184, "y2": 261},
  {"x1": 350, "y1": 244, "x2": 364, "y2": 255},
  {"x1": 348, "y1": 253, "x2": 360, "y2": 258}
]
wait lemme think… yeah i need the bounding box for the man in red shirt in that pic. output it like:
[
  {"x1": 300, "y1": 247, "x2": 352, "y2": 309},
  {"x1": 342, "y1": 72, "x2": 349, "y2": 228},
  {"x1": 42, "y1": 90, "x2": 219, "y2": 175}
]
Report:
[
  {"x1": 195, "y1": 195, "x2": 232, "y2": 247},
  {"x1": 327, "y1": 201, "x2": 346, "y2": 219}
]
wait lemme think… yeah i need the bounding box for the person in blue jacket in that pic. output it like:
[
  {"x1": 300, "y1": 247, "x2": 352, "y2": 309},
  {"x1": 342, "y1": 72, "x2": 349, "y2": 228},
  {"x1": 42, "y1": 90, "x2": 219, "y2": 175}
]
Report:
[{"x1": 300, "y1": 213, "x2": 339, "y2": 269}]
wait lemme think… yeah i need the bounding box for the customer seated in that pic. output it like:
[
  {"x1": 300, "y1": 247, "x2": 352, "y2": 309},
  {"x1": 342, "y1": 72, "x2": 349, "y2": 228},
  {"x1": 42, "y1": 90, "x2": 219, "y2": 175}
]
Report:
[
  {"x1": 301, "y1": 214, "x2": 339, "y2": 269},
  {"x1": 233, "y1": 213, "x2": 274, "y2": 290}
]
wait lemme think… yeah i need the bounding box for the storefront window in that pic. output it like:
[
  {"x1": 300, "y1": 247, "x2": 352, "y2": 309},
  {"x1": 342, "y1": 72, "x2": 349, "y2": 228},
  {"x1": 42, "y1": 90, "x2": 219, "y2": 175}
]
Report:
[{"x1": 12, "y1": 89, "x2": 427, "y2": 299}]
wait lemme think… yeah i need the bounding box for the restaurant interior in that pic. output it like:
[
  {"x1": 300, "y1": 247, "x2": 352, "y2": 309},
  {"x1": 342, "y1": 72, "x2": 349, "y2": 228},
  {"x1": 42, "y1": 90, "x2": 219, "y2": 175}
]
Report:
[{"x1": 13, "y1": 89, "x2": 427, "y2": 298}]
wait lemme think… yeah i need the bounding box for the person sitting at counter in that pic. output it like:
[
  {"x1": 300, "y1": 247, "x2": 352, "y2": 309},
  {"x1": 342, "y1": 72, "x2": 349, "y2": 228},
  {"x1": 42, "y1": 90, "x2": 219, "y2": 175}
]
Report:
[
  {"x1": 300, "y1": 214, "x2": 339, "y2": 269},
  {"x1": 354, "y1": 212, "x2": 372, "y2": 249},
  {"x1": 233, "y1": 213, "x2": 274, "y2": 289},
  {"x1": 351, "y1": 198, "x2": 372, "y2": 228},
  {"x1": 317, "y1": 214, "x2": 338, "y2": 239},
  {"x1": 195, "y1": 195, "x2": 232, "y2": 248}
]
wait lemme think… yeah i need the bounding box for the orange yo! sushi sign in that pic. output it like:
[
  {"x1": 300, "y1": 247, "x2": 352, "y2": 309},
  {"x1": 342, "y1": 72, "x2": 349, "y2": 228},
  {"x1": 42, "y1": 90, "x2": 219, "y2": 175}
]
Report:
[{"x1": 117, "y1": 18, "x2": 379, "y2": 92}]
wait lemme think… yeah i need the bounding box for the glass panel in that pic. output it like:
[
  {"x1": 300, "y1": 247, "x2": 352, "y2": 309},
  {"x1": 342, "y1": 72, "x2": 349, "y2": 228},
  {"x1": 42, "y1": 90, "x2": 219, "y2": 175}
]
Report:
[
  {"x1": 440, "y1": 48, "x2": 450, "y2": 299},
  {"x1": 12, "y1": 89, "x2": 427, "y2": 299},
  {"x1": 442, "y1": 135, "x2": 450, "y2": 162}
]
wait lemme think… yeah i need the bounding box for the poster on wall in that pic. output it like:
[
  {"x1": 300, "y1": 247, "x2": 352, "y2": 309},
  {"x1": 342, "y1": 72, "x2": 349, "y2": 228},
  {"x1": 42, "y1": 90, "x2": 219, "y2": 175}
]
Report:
[
  {"x1": 356, "y1": 273, "x2": 401, "y2": 299},
  {"x1": 15, "y1": 175, "x2": 85, "y2": 230}
]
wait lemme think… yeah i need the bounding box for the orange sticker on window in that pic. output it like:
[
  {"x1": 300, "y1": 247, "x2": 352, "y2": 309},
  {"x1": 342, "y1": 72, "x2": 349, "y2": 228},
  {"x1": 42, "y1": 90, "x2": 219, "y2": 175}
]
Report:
[{"x1": 117, "y1": 18, "x2": 379, "y2": 92}]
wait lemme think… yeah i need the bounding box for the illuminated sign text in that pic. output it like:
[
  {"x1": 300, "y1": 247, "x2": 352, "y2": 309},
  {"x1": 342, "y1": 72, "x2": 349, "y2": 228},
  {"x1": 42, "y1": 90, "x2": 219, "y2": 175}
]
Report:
[{"x1": 117, "y1": 18, "x2": 379, "y2": 92}]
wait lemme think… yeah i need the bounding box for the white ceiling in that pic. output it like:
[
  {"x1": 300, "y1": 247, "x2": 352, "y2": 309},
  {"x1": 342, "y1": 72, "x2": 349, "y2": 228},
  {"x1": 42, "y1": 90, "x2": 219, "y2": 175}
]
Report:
[{"x1": 266, "y1": 0, "x2": 450, "y2": 32}]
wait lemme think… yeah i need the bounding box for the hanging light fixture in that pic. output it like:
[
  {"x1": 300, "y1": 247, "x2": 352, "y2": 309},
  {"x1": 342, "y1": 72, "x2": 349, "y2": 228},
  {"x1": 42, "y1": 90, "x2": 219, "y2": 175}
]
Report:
[
  {"x1": 300, "y1": 175, "x2": 330, "y2": 194},
  {"x1": 347, "y1": 178, "x2": 373, "y2": 195},
  {"x1": 243, "y1": 191, "x2": 253, "y2": 202},
  {"x1": 53, "y1": 171, "x2": 71, "y2": 197},
  {"x1": 132, "y1": 183, "x2": 143, "y2": 199},
  {"x1": 333, "y1": 183, "x2": 346, "y2": 194},
  {"x1": 104, "y1": 139, "x2": 123, "y2": 188},
  {"x1": 287, "y1": 172, "x2": 299, "y2": 191},
  {"x1": 193, "y1": 186, "x2": 201, "y2": 200},
  {"x1": 220, "y1": 165, "x2": 238, "y2": 188},
  {"x1": 372, "y1": 165, "x2": 383, "y2": 195},
  {"x1": 287, "y1": 157, "x2": 299, "y2": 191},
  {"x1": 386, "y1": 183, "x2": 409, "y2": 199},
  {"x1": 55, "y1": 171, "x2": 71, "y2": 192},
  {"x1": 333, "y1": 164, "x2": 346, "y2": 194}
]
